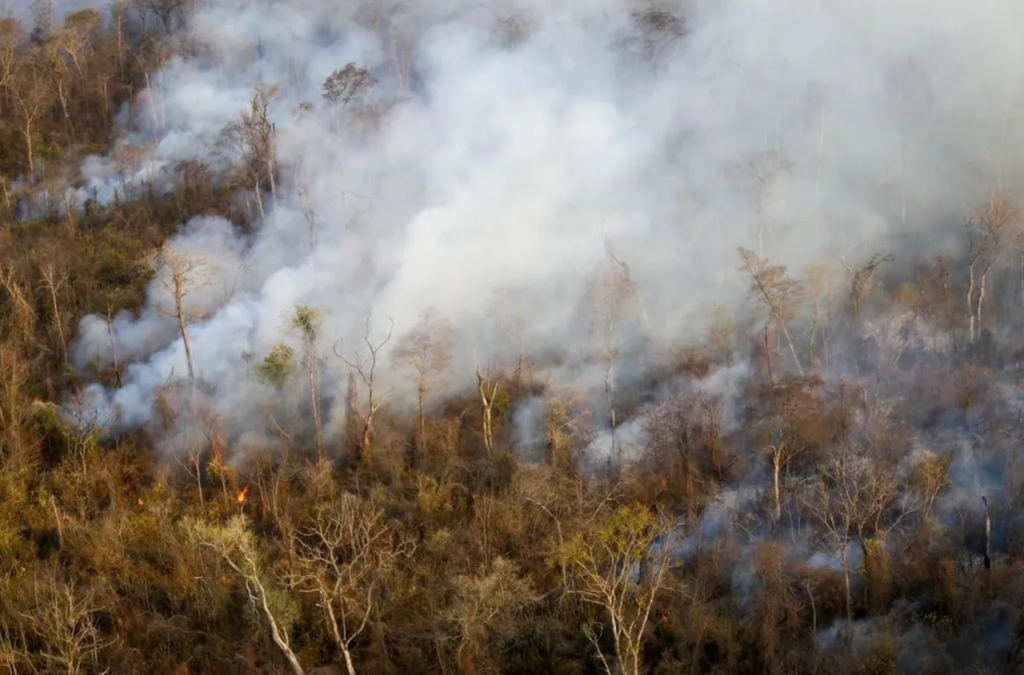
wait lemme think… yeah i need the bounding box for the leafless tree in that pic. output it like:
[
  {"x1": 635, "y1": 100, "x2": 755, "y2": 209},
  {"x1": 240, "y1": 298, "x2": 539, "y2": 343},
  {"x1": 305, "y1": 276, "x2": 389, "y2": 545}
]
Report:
[
  {"x1": 288, "y1": 493, "x2": 414, "y2": 675},
  {"x1": 20, "y1": 578, "x2": 112, "y2": 675},
  {"x1": 963, "y1": 191, "x2": 1022, "y2": 342},
  {"x1": 221, "y1": 83, "x2": 279, "y2": 219},
  {"x1": 335, "y1": 315, "x2": 394, "y2": 463},
  {"x1": 802, "y1": 445, "x2": 917, "y2": 644},
  {"x1": 393, "y1": 310, "x2": 453, "y2": 452},
  {"x1": 39, "y1": 261, "x2": 68, "y2": 367},
  {"x1": 728, "y1": 151, "x2": 792, "y2": 256},
  {"x1": 149, "y1": 247, "x2": 221, "y2": 387},
  {"x1": 475, "y1": 365, "x2": 500, "y2": 457},
  {"x1": 738, "y1": 247, "x2": 804, "y2": 376}
]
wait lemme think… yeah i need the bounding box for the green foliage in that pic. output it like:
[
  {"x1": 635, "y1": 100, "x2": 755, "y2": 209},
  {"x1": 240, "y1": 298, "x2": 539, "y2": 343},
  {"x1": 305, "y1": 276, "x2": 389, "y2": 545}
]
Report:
[
  {"x1": 33, "y1": 404, "x2": 72, "y2": 464},
  {"x1": 255, "y1": 343, "x2": 295, "y2": 388},
  {"x1": 32, "y1": 142, "x2": 62, "y2": 162},
  {"x1": 290, "y1": 304, "x2": 322, "y2": 338}
]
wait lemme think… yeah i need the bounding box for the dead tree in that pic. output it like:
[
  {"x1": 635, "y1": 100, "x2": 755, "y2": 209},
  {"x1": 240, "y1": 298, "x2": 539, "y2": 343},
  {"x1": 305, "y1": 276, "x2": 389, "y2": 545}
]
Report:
[
  {"x1": 335, "y1": 315, "x2": 394, "y2": 463},
  {"x1": 220, "y1": 83, "x2": 280, "y2": 219},
  {"x1": 738, "y1": 248, "x2": 804, "y2": 376},
  {"x1": 393, "y1": 310, "x2": 453, "y2": 453},
  {"x1": 963, "y1": 192, "x2": 1022, "y2": 343},
  {"x1": 475, "y1": 366, "x2": 500, "y2": 456},
  {"x1": 728, "y1": 151, "x2": 792, "y2": 256},
  {"x1": 149, "y1": 247, "x2": 220, "y2": 387}
]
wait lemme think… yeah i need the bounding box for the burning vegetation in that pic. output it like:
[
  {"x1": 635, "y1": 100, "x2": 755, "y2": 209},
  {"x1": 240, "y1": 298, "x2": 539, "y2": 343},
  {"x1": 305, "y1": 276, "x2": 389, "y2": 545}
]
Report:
[{"x1": 2, "y1": 0, "x2": 1024, "y2": 674}]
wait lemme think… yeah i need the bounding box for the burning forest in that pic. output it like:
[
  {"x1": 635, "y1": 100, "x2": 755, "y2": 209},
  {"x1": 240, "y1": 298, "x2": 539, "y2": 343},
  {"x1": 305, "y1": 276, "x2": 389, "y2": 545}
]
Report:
[{"x1": 1, "y1": 0, "x2": 1024, "y2": 673}]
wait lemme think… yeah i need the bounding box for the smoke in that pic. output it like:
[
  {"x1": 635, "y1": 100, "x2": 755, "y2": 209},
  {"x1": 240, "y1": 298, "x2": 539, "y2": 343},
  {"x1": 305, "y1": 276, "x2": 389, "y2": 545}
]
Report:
[{"x1": 68, "y1": 0, "x2": 1024, "y2": 452}]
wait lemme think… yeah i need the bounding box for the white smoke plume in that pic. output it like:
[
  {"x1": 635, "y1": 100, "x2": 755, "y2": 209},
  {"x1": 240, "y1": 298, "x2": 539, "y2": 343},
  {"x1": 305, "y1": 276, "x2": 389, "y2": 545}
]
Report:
[{"x1": 68, "y1": 0, "x2": 1024, "y2": 454}]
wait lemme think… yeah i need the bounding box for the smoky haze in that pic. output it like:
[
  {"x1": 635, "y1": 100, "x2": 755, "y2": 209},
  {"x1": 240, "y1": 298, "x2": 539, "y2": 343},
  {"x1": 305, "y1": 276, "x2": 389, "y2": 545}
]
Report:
[{"x1": 68, "y1": 0, "x2": 1024, "y2": 452}]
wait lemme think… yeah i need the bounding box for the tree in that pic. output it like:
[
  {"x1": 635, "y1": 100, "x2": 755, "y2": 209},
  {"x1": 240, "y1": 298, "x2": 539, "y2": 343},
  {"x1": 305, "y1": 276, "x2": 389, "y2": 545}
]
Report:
[
  {"x1": 475, "y1": 365, "x2": 500, "y2": 457},
  {"x1": 4, "y1": 49, "x2": 53, "y2": 174},
  {"x1": 289, "y1": 493, "x2": 414, "y2": 675},
  {"x1": 133, "y1": 0, "x2": 192, "y2": 33},
  {"x1": 291, "y1": 305, "x2": 326, "y2": 462},
  {"x1": 560, "y1": 504, "x2": 681, "y2": 675},
  {"x1": 221, "y1": 83, "x2": 279, "y2": 220},
  {"x1": 392, "y1": 310, "x2": 453, "y2": 453},
  {"x1": 188, "y1": 516, "x2": 306, "y2": 675},
  {"x1": 322, "y1": 63, "x2": 375, "y2": 132},
  {"x1": 963, "y1": 191, "x2": 1022, "y2": 343},
  {"x1": 585, "y1": 238, "x2": 647, "y2": 439},
  {"x1": 738, "y1": 247, "x2": 804, "y2": 376},
  {"x1": 839, "y1": 250, "x2": 895, "y2": 325},
  {"x1": 20, "y1": 578, "x2": 111, "y2": 675},
  {"x1": 802, "y1": 444, "x2": 917, "y2": 643},
  {"x1": 728, "y1": 150, "x2": 792, "y2": 256},
  {"x1": 443, "y1": 557, "x2": 538, "y2": 672},
  {"x1": 335, "y1": 315, "x2": 394, "y2": 463},
  {"x1": 149, "y1": 247, "x2": 220, "y2": 387}
]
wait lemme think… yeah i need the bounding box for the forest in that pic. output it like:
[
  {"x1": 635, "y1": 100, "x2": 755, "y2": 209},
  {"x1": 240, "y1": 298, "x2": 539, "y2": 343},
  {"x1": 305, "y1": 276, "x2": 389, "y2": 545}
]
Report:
[{"x1": 2, "y1": 0, "x2": 1024, "y2": 673}]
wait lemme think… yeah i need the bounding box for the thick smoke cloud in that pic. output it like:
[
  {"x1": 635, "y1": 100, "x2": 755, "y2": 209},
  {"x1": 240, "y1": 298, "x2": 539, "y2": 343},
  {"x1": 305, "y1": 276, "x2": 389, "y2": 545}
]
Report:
[{"x1": 69, "y1": 0, "x2": 1024, "y2": 453}]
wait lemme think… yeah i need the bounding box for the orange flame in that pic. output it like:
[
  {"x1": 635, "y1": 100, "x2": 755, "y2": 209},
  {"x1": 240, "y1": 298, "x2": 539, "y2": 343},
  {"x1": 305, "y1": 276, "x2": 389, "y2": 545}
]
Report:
[
  {"x1": 236, "y1": 484, "x2": 250, "y2": 505},
  {"x1": 137, "y1": 497, "x2": 144, "y2": 507}
]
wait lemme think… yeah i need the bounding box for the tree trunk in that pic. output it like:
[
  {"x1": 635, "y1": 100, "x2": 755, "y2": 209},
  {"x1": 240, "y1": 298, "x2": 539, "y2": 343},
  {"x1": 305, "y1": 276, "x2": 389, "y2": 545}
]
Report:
[
  {"x1": 252, "y1": 568, "x2": 305, "y2": 675},
  {"x1": 417, "y1": 377, "x2": 426, "y2": 453},
  {"x1": 977, "y1": 272, "x2": 988, "y2": 340},
  {"x1": 967, "y1": 262, "x2": 977, "y2": 343},
  {"x1": 323, "y1": 592, "x2": 358, "y2": 675},
  {"x1": 840, "y1": 543, "x2": 852, "y2": 640},
  {"x1": 309, "y1": 362, "x2": 323, "y2": 462},
  {"x1": 772, "y1": 451, "x2": 782, "y2": 523},
  {"x1": 178, "y1": 307, "x2": 196, "y2": 385},
  {"x1": 23, "y1": 119, "x2": 33, "y2": 174},
  {"x1": 983, "y1": 497, "x2": 992, "y2": 571}
]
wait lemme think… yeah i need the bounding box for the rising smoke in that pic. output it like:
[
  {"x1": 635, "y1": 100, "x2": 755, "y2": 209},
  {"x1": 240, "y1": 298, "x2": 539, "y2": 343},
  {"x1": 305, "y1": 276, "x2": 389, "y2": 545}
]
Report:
[{"x1": 66, "y1": 0, "x2": 1024, "y2": 458}]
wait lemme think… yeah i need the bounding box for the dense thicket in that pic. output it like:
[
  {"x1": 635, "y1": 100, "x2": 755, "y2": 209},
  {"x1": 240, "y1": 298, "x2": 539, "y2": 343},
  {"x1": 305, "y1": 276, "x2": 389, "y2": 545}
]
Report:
[{"x1": 2, "y1": 2, "x2": 1024, "y2": 675}]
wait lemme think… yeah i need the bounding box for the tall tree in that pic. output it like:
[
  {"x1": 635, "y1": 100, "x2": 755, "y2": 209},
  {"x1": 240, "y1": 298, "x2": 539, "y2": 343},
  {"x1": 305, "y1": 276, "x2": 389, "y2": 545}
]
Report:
[
  {"x1": 221, "y1": 83, "x2": 279, "y2": 219},
  {"x1": 392, "y1": 309, "x2": 453, "y2": 453},
  {"x1": 149, "y1": 247, "x2": 220, "y2": 387}
]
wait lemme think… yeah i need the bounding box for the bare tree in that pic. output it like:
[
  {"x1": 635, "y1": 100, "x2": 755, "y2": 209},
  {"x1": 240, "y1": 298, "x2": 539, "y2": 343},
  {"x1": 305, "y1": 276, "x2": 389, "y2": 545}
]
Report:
[
  {"x1": 839, "y1": 250, "x2": 895, "y2": 324},
  {"x1": 4, "y1": 52, "x2": 52, "y2": 175},
  {"x1": 21, "y1": 579, "x2": 111, "y2": 675},
  {"x1": 963, "y1": 191, "x2": 1022, "y2": 343},
  {"x1": 289, "y1": 493, "x2": 414, "y2": 675},
  {"x1": 728, "y1": 151, "x2": 792, "y2": 256},
  {"x1": 39, "y1": 261, "x2": 68, "y2": 367},
  {"x1": 586, "y1": 238, "x2": 646, "y2": 439},
  {"x1": 335, "y1": 315, "x2": 394, "y2": 463},
  {"x1": 802, "y1": 445, "x2": 917, "y2": 644},
  {"x1": 475, "y1": 365, "x2": 500, "y2": 457},
  {"x1": 221, "y1": 83, "x2": 280, "y2": 219},
  {"x1": 149, "y1": 247, "x2": 221, "y2": 387},
  {"x1": 738, "y1": 247, "x2": 804, "y2": 376},
  {"x1": 392, "y1": 310, "x2": 453, "y2": 453}
]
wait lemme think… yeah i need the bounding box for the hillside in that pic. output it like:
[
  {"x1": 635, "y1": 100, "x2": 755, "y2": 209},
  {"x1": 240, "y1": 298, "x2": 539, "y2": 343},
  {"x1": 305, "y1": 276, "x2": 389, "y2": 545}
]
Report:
[{"x1": 1, "y1": 1, "x2": 1024, "y2": 674}]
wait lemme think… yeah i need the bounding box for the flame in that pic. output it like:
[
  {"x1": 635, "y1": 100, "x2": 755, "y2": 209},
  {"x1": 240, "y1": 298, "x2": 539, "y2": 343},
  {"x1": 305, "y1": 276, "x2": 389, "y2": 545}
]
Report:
[
  {"x1": 137, "y1": 497, "x2": 144, "y2": 507},
  {"x1": 236, "y1": 484, "x2": 250, "y2": 505}
]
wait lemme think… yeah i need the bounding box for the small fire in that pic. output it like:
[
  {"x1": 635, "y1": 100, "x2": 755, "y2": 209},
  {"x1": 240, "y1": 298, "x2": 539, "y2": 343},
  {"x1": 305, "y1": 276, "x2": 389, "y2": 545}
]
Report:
[
  {"x1": 236, "y1": 485, "x2": 250, "y2": 505},
  {"x1": 137, "y1": 497, "x2": 144, "y2": 507}
]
